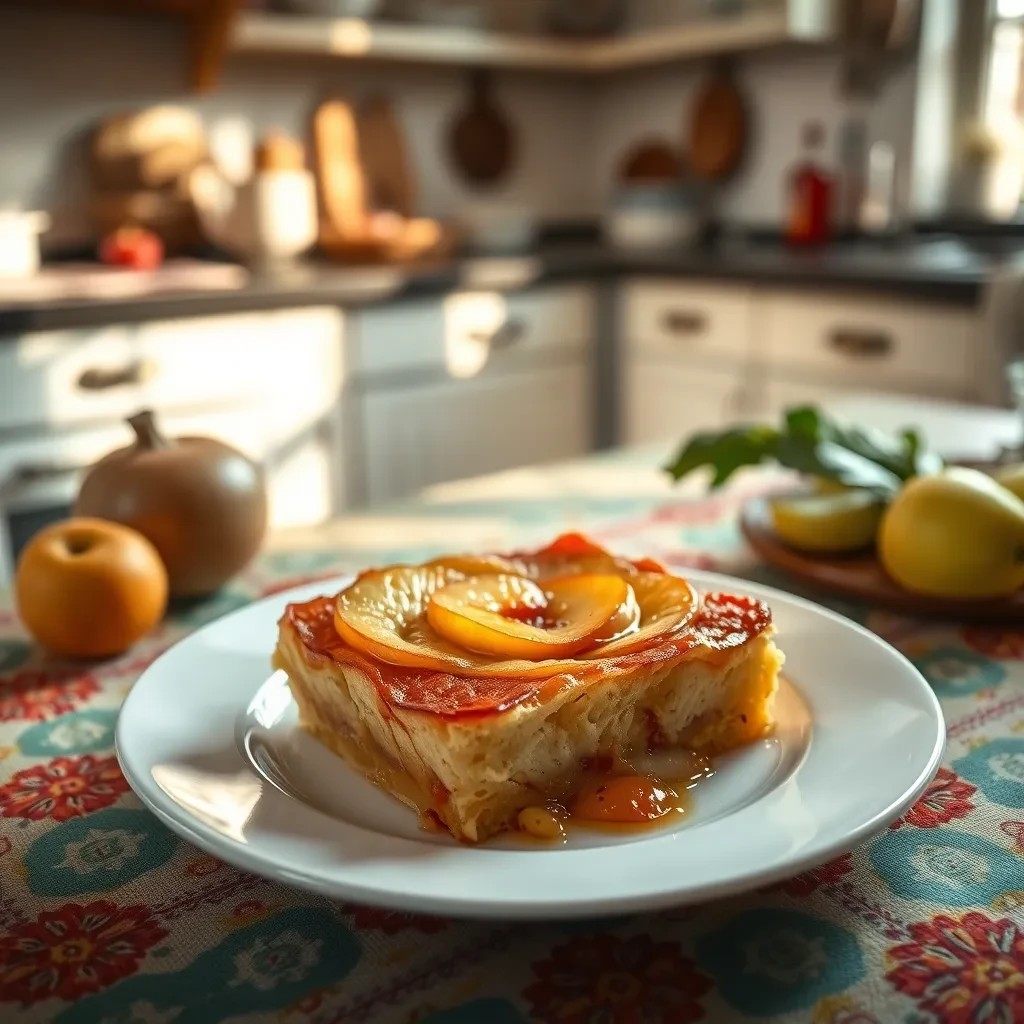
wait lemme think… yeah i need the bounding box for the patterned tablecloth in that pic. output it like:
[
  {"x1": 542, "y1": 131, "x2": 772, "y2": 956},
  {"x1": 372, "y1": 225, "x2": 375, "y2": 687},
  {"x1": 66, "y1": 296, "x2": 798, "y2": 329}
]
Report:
[{"x1": 1, "y1": 447, "x2": 1022, "y2": 1024}]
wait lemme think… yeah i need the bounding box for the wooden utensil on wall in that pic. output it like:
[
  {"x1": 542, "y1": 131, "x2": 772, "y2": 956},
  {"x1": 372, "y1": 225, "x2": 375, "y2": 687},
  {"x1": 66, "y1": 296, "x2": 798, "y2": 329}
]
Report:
[
  {"x1": 447, "y1": 70, "x2": 516, "y2": 187},
  {"x1": 358, "y1": 97, "x2": 416, "y2": 217},
  {"x1": 312, "y1": 98, "x2": 368, "y2": 240},
  {"x1": 688, "y1": 62, "x2": 747, "y2": 181}
]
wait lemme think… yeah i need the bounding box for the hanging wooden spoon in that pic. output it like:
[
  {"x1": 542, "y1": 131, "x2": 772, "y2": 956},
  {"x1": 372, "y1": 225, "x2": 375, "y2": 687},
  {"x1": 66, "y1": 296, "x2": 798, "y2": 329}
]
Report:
[
  {"x1": 688, "y1": 60, "x2": 747, "y2": 182},
  {"x1": 447, "y1": 70, "x2": 516, "y2": 187}
]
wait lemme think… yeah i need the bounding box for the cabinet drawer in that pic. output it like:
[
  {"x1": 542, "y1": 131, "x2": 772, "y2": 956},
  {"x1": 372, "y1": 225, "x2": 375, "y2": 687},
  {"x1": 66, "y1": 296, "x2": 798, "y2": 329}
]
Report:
[
  {"x1": 0, "y1": 307, "x2": 344, "y2": 433},
  {"x1": 358, "y1": 365, "x2": 591, "y2": 504},
  {"x1": 352, "y1": 284, "x2": 593, "y2": 379},
  {"x1": 0, "y1": 404, "x2": 341, "y2": 583},
  {"x1": 623, "y1": 361, "x2": 744, "y2": 446},
  {"x1": 620, "y1": 279, "x2": 753, "y2": 362},
  {"x1": 759, "y1": 292, "x2": 976, "y2": 394}
]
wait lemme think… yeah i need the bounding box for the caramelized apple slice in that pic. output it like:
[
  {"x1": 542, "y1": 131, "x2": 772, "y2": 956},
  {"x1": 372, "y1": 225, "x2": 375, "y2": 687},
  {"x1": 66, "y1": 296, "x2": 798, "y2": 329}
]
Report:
[
  {"x1": 334, "y1": 564, "x2": 697, "y2": 677},
  {"x1": 427, "y1": 573, "x2": 635, "y2": 660},
  {"x1": 583, "y1": 572, "x2": 697, "y2": 657},
  {"x1": 423, "y1": 554, "x2": 526, "y2": 576}
]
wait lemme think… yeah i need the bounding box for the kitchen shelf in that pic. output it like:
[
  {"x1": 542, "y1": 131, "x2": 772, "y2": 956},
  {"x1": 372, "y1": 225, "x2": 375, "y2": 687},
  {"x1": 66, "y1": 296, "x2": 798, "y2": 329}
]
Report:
[
  {"x1": 229, "y1": 3, "x2": 836, "y2": 74},
  {"x1": 26, "y1": 0, "x2": 242, "y2": 90}
]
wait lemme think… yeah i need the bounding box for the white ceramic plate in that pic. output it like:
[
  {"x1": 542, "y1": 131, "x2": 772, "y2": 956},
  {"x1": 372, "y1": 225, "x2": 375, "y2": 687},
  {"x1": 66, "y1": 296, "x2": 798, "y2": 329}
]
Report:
[{"x1": 117, "y1": 571, "x2": 944, "y2": 920}]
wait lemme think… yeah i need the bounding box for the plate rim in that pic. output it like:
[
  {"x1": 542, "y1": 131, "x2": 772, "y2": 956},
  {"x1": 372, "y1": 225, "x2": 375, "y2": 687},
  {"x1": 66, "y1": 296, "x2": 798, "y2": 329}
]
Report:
[{"x1": 116, "y1": 569, "x2": 945, "y2": 920}]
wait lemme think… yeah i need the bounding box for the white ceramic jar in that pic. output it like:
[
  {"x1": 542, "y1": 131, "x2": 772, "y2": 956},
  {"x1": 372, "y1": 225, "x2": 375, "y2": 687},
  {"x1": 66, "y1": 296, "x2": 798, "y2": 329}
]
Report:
[{"x1": 0, "y1": 209, "x2": 49, "y2": 277}]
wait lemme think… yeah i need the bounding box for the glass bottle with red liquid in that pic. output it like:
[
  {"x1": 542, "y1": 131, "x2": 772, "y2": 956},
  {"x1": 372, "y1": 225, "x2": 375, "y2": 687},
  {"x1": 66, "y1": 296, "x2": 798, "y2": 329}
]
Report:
[{"x1": 786, "y1": 122, "x2": 833, "y2": 246}]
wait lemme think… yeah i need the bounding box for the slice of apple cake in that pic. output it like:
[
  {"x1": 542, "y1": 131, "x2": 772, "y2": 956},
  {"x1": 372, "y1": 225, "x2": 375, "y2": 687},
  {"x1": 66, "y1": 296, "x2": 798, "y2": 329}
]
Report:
[{"x1": 273, "y1": 534, "x2": 782, "y2": 843}]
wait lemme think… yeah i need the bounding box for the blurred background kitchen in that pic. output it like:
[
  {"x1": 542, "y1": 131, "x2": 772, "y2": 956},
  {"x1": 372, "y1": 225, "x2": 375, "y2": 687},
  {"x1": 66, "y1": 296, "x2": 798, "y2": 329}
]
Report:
[{"x1": 1, "y1": 0, "x2": 1022, "y2": 584}]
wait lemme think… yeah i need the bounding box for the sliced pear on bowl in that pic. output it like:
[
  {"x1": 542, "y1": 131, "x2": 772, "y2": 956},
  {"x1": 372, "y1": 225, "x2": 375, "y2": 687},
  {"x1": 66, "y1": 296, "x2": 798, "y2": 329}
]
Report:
[
  {"x1": 995, "y1": 462, "x2": 1024, "y2": 503},
  {"x1": 768, "y1": 489, "x2": 884, "y2": 554},
  {"x1": 879, "y1": 467, "x2": 1024, "y2": 600}
]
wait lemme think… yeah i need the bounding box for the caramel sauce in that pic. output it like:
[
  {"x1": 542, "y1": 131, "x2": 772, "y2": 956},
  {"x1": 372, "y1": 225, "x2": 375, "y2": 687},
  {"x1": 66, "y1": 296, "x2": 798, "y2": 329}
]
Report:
[{"x1": 516, "y1": 750, "x2": 715, "y2": 843}]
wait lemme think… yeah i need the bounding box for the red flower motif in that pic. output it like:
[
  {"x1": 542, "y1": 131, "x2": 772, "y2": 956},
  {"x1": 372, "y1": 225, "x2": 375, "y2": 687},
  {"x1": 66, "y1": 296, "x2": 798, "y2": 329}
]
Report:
[
  {"x1": 886, "y1": 911, "x2": 1024, "y2": 1023},
  {"x1": 1000, "y1": 821, "x2": 1024, "y2": 854},
  {"x1": 892, "y1": 768, "x2": 977, "y2": 829},
  {"x1": 93, "y1": 652, "x2": 162, "y2": 680},
  {"x1": 233, "y1": 900, "x2": 267, "y2": 919},
  {"x1": 185, "y1": 854, "x2": 223, "y2": 877},
  {"x1": 776, "y1": 853, "x2": 854, "y2": 897},
  {"x1": 650, "y1": 500, "x2": 729, "y2": 526},
  {"x1": 0, "y1": 671, "x2": 98, "y2": 722},
  {"x1": 524, "y1": 933, "x2": 711, "y2": 1024},
  {"x1": 287, "y1": 987, "x2": 331, "y2": 1017},
  {"x1": 347, "y1": 904, "x2": 447, "y2": 934},
  {"x1": 0, "y1": 900, "x2": 167, "y2": 1005},
  {"x1": 963, "y1": 628, "x2": 1024, "y2": 660},
  {"x1": 0, "y1": 755, "x2": 128, "y2": 821}
]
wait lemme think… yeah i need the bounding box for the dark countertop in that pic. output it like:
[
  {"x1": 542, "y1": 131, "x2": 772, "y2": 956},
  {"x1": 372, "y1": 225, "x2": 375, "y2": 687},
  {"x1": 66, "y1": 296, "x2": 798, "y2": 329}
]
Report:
[{"x1": 0, "y1": 235, "x2": 1014, "y2": 333}]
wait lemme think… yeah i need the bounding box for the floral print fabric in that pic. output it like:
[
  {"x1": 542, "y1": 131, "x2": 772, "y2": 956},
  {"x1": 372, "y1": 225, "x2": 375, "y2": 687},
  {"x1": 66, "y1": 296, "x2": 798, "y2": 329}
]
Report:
[{"x1": 0, "y1": 456, "x2": 1021, "y2": 1023}]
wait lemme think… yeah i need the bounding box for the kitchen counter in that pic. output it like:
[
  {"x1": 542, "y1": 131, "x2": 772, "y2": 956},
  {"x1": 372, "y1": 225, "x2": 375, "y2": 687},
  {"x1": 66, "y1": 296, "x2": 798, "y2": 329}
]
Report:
[
  {"x1": 0, "y1": 395, "x2": 1019, "y2": 1024},
  {"x1": 0, "y1": 234, "x2": 1008, "y2": 333}
]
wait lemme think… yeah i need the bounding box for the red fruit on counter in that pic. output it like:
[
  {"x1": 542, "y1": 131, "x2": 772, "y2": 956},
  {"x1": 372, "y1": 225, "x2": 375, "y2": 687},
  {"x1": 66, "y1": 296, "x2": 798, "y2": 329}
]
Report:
[{"x1": 99, "y1": 226, "x2": 164, "y2": 269}]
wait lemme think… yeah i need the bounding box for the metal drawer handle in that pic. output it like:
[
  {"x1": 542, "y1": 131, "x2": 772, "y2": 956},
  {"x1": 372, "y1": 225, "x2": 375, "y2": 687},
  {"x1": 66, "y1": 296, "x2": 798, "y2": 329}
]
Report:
[
  {"x1": 468, "y1": 319, "x2": 525, "y2": 350},
  {"x1": 827, "y1": 329, "x2": 894, "y2": 358},
  {"x1": 9, "y1": 461, "x2": 89, "y2": 483},
  {"x1": 77, "y1": 358, "x2": 157, "y2": 391},
  {"x1": 661, "y1": 309, "x2": 708, "y2": 336}
]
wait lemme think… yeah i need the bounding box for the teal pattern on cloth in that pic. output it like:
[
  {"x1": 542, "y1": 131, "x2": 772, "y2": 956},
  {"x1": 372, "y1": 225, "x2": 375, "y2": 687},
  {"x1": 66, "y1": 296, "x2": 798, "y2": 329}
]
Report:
[
  {"x1": 55, "y1": 908, "x2": 360, "y2": 1024},
  {"x1": 18, "y1": 709, "x2": 118, "y2": 756},
  {"x1": 695, "y1": 908, "x2": 866, "y2": 1017},
  {"x1": 954, "y1": 737, "x2": 1024, "y2": 809},
  {"x1": 870, "y1": 827, "x2": 1023, "y2": 907},
  {"x1": 0, "y1": 450, "x2": 1022, "y2": 1024},
  {"x1": 25, "y1": 809, "x2": 177, "y2": 897},
  {"x1": 912, "y1": 646, "x2": 1007, "y2": 696}
]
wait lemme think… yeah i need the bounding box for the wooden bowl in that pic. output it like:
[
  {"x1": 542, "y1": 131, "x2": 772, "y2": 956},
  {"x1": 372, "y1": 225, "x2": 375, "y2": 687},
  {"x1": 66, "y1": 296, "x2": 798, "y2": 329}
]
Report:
[
  {"x1": 319, "y1": 217, "x2": 456, "y2": 264},
  {"x1": 740, "y1": 496, "x2": 1023, "y2": 623}
]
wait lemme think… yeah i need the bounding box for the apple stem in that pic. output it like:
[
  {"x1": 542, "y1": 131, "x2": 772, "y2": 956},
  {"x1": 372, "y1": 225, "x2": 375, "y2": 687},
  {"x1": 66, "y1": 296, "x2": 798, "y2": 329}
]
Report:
[{"x1": 127, "y1": 409, "x2": 170, "y2": 451}]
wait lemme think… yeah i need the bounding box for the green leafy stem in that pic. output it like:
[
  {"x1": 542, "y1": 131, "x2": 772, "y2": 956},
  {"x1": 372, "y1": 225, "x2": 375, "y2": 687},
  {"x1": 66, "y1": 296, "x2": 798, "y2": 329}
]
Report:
[{"x1": 664, "y1": 405, "x2": 944, "y2": 497}]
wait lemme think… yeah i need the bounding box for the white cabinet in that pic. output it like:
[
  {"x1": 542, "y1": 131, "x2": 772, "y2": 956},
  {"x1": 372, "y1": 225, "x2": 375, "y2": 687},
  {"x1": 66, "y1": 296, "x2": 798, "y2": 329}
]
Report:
[
  {"x1": 619, "y1": 278, "x2": 754, "y2": 445},
  {"x1": 359, "y1": 365, "x2": 590, "y2": 503},
  {"x1": 760, "y1": 378, "x2": 861, "y2": 421},
  {"x1": 353, "y1": 285, "x2": 593, "y2": 378},
  {"x1": 620, "y1": 279, "x2": 753, "y2": 363},
  {"x1": 757, "y1": 291, "x2": 975, "y2": 400},
  {"x1": 351, "y1": 284, "x2": 595, "y2": 504},
  {"x1": 0, "y1": 307, "x2": 347, "y2": 583},
  {"x1": 618, "y1": 278, "x2": 989, "y2": 446},
  {"x1": 623, "y1": 363, "x2": 746, "y2": 446}
]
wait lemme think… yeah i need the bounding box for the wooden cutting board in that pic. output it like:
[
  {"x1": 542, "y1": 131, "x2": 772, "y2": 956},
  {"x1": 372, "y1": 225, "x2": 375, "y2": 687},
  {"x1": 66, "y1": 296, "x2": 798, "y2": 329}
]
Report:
[
  {"x1": 312, "y1": 98, "x2": 368, "y2": 240},
  {"x1": 740, "y1": 497, "x2": 1023, "y2": 623},
  {"x1": 358, "y1": 97, "x2": 416, "y2": 218},
  {"x1": 688, "y1": 63, "x2": 747, "y2": 181}
]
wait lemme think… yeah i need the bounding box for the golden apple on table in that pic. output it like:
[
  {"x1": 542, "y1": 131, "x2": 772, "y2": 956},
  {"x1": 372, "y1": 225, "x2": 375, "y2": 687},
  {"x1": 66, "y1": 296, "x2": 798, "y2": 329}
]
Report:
[{"x1": 15, "y1": 518, "x2": 167, "y2": 659}]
